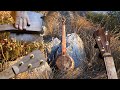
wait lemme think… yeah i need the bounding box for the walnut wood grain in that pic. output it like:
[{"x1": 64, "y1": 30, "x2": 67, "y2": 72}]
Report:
[{"x1": 94, "y1": 28, "x2": 111, "y2": 55}]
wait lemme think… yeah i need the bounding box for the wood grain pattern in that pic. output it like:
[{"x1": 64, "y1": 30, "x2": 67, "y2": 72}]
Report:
[
  {"x1": 12, "y1": 50, "x2": 47, "y2": 74},
  {"x1": 104, "y1": 56, "x2": 118, "y2": 79},
  {"x1": 62, "y1": 18, "x2": 66, "y2": 55},
  {"x1": 0, "y1": 67, "x2": 15, "y2": 79},
  {"x1": 56, "y1": 17, "x2": 75, "y2": 72},
  {"x1": 0, "y1": 11, "x2": 44, "y2": 34},
  {"x1": 0, "y1": 50, "x2": 52, "y2": 79},
  {"x1": 94, "y1": 28, "x2": 118, "y2": 79}
]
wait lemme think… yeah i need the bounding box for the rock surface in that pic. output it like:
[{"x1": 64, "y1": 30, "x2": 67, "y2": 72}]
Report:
[{"x1": 48, "y1": 33, "x2": 86, "y2": 69}]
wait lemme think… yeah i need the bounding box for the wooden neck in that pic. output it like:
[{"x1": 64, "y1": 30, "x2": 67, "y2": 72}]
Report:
[
  {"x1": 104, "y1": 56, "x2": 118, "y2": 79},
  {"x1": 62, "y1": 18, "x2": 66, "y2": 55}
]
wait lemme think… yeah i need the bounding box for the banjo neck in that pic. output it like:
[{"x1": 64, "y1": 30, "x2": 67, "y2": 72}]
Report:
[
  {"x1": 62, "y1": 17, "x2": 66, "y2": 55},
  {"x1": 94, "y1": 28, "x2": 118, "y2": 79}
]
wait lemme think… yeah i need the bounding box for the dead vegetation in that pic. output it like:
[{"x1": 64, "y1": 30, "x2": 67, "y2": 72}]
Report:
[{"x1": 0, "y1": 11, "x2": 120, "y2": 79}]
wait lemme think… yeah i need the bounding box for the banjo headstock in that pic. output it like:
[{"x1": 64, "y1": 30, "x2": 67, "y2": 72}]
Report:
[
  {"x1": 94, "y1": 28, "x2": 111, "y2": 57},
  {"x1": 11, "y1": 50, "x2": 47, "y2": 75}
]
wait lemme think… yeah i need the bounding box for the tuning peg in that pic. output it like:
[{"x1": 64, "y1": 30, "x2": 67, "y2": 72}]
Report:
[
  {"x1": 30, "y1": 54, "x2": 34, "y2": 59},
  {"x1": 19, "y1": 61, "x2": 24, "y2": 66},
  {"x1": 105, "y1": 31, "x2": 108, "y2": 35},
  {"x1": 97, "y1": 36, "x2": 101, "y2": 41},
  {"x1": 40, "y1": 60, "x2": 44, "y2": 65},
  {"x1": 101, "y1": 47, "x2": 105, "y2": 51},
  {"x1": 28, "y1": 64, "x2": 32, "y2": 69},
  {"x1": 106, "y1": 41, "x2": 109, "y2": 46}
]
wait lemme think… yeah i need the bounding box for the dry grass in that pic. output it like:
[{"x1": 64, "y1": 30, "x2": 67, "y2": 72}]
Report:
[
  {"x1": 78, "y1": 28, "x2": 106, "y2": 79},
  {"x1": 0, "y1": 11, "x2": 14, "y2": 24},
  {"x1": 44, "y1": 11, "x2": 60, "y2": 35},
  {"x1": 43, "y1": 11, "x2": 95, "y2": 37},
  {"x1": 70, "y1": 14, "x2": 94, "y2": 32},
  {"x1": 110, "y1": 34, "x2": 120, "y2": 78}
]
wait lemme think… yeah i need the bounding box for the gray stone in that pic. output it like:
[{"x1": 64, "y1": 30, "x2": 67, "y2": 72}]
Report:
[{"x1": 48, "y1": 33, "x2": 86, "y2": 68}]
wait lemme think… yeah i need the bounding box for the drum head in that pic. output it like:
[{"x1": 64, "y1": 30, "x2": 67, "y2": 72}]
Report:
[{"x1": 56, "y1": 54, "x2": 74, "y2": 72}]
